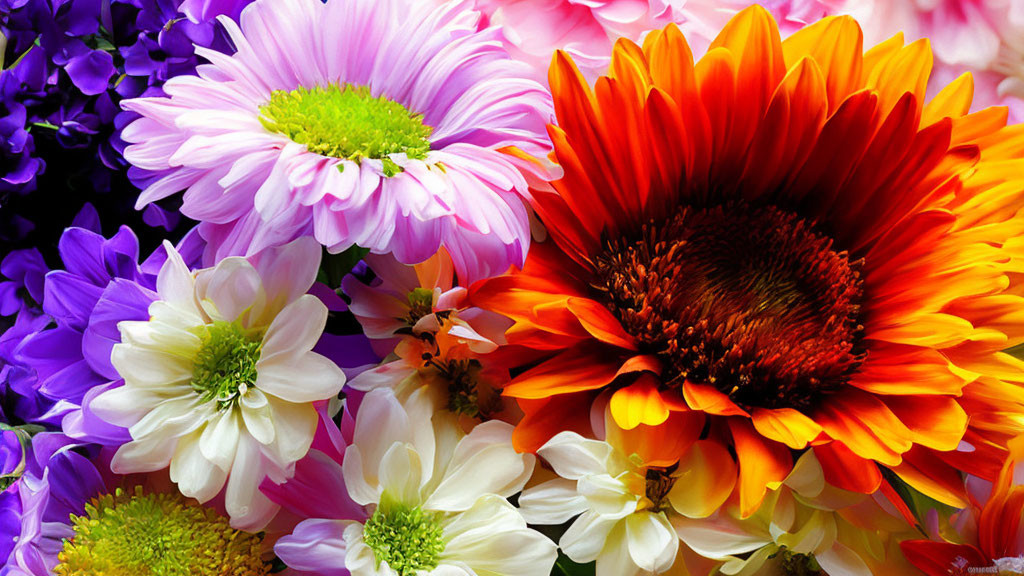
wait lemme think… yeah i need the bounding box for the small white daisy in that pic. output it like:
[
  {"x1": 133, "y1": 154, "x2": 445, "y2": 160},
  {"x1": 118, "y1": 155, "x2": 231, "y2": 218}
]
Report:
[{"x1": 90, "y1": 237, "x2": 346, "y2": 531}]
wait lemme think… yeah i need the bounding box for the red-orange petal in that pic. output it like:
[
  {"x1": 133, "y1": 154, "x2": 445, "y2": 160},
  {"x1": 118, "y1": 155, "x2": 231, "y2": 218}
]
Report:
[
  {"x1": 503, "y1": 341, "x2": 624, "y2": 399},
  {"x1": 814, "y1": 441, "x2": 882, "y2": 493}
]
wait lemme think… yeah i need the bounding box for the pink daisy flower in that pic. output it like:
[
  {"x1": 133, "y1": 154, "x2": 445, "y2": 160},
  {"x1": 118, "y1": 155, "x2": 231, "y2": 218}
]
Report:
[{"x1": 121, "y1": 0, "x2": 554, "y2": 283}]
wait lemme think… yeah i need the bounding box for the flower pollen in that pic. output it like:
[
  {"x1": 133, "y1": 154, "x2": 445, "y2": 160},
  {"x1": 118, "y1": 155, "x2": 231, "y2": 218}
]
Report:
[
  {"x1": 593, "y1": 203, "x2": 865, "y2": 411},
  {"x1": 191, "y1": 321, "x2": 263, "y2": 411},
  {"x1": 363, "y1": 496, "x2": 446, "y2": 576},
  {"x1": 405, "y1": 287, "x2": 436, "y2": 327},
  {"x1": 55, "y1": 487, "x2": 270, "y2": 576},
  {"x1": 259, "y1": 84, "x2": 433, "y2": 175}
]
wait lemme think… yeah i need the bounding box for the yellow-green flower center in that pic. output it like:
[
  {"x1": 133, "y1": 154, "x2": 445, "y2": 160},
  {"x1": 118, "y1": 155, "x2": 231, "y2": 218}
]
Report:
[
  {"x1": 259, "y1": 84, "x2": 433, "y2": 176},
  {"x1": 363, "y1": 496, "x2": 446, "y2": 576},
  {"x1": 778, "y1": 548, "x2": 823, "y2": 576},
  {"x1": 404, "y1": 287, "x2": 435, "y2": 327},
  {"x1": 191, "y1": 321, "x2": 263, "y2": 411},
  {"x1": 55, "y1": 487, "x2": 270, "y2": 576}
]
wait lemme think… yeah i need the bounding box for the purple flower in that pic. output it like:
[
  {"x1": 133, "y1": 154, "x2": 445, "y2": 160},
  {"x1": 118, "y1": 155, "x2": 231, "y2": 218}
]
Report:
[
  {"x1": 1, "y1": 438, "x2": 103, "y2": 576},
  {"x1": 0, "y1": 0, "x2": 254, "y2": 251}
]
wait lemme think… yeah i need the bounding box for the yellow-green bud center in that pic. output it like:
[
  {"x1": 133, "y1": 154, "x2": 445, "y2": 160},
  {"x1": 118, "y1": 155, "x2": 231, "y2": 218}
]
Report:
[
  {"x1": 191, "y1": 321, "x2": 263, "y2": 411},
  {"x1": 56, "y1": 487, "x2": 270, "y2": 576},
  {"x1": 259, "y1": 84, "x2": 433, "y2": 177},
  {"x1": 363, "y1": 495, "x2": 446, "y2": 576}
]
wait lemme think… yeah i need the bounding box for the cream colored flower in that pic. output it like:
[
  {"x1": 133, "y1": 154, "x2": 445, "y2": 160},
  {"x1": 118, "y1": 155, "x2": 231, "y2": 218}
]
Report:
[
  {"x1": 275, "y1": 387, "x2": 557, "y2": 576},
  {"x1": 91, "y1": 237, "x2": 346, "y2": 531}
]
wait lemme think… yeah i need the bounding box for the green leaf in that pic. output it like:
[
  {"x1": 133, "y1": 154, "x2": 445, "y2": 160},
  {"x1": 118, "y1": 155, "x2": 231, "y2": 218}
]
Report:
[
  {"x1": 317, "y1": 245, "x2": 370, "y2": 289},
  {"x1": 552, "y1": 554, "x2": 594, "y2": 576}
]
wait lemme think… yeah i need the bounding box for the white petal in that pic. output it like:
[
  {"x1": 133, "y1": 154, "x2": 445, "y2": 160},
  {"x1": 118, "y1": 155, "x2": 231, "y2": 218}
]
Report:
[
  {"x1": 518, "y1": 478, "x2": 589, "y2": 525},
  {"x1": 816, "y1": 542, "x2": 871, "y2": 576},
  {"x1": 378, "y1": 442, "x2": 424, "y2": 505},
  {"x1": 256, "y1": 351, "x2": 345, "y2": 403},
  {"x1": 673, "y1": 513, "x2": 772, "y2": 559},
  {"x1": 89, "y1": 384, "x2": 183, "y2": 427},
  {"x1": 199, "y1": 409, "x2": 240, "y2": 471},
  {"x1": 560, "y1": 511, "x2": 620, "y2": 563},
  {"x1": 424, "y1": 421, "x2": 533, "y2": 512},
  {"x1": 577, "y1": 474, "x2": 640, "y2": 518},
  {"x1": 253, "y1": 236, "x2": 322, "y2": 310},
  {"x1": 343, "y1": 524, "x2": 395, "y2": 576},
  {"x1": 342, "y1": 445, "x2": 380, "y2": 507},
  {"x1": 259, "y1": 294, "x2": 329, "y2": 362},
  {"x1": 171, "y1": 429, "x2": 227, "y2": 502},
  {"x1": 225, "y1": 435, "x2": 280, "y2": 531},
  {"x1": 625, "y1": 512, "x2": 678, "y2": 573},
  {"x1": 111, "y1": 436, "x2": 178, "y2": 473},
  {"x1": 352, "y1": 389, "x2": 413, "y2": 478},
  {"x1": 241, "y1": 388, "x2": 276, "y2": 445},
  {"x1": 194, "y1": 257, "x2": 265, "y2": 323},
  {"x1": 129, "y1": 395, "x2": 209, "y2": 440},
  {"x1": 111, "y1": 343, "x2": 195, "y2": 387},
  {"x1": 442, "y1": 495, "x2": 557, "y2": 576},
  {"x1": 156, "y1": 241, "x2": 198, "y2": 309},
  {"x1": 538, "y1": 432, "x2": 614, "y2": 480},
  {"x1": 595, "y1": 521, "x2": 644, "y2": 576},
  {"x1": 262, "y1": 397, "x2": 317, "y2": 466}
]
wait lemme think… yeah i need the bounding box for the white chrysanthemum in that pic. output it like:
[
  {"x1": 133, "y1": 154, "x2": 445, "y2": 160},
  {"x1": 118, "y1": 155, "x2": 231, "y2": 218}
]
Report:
[
  {"x1": 275, "y1": 387, "x2": 557, "y2": 576},
  {"x1": 517, "y1": 431, "x2": 682, "y2": 576},
  {"x1": 90, "y1": 237, "x2": 345, "y2": 531}
]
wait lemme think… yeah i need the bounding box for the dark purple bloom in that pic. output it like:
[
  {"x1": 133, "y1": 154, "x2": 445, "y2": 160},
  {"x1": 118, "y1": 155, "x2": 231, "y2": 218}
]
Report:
[
  {"x1": 0, "y1": 249, "x2": 46, "y2": 317},
  {"x1": 0, "y1": 0, "x2": 254, "y2": 255}
]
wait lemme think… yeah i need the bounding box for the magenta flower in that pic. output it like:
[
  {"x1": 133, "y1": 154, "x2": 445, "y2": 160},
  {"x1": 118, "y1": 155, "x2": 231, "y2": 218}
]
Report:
[{"x1": 121, "y1": 0, "x2": 554, "y2": 283}]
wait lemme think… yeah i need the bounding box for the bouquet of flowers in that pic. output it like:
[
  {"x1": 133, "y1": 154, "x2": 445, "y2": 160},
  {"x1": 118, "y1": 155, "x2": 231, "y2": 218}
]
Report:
[{"x1": 4, "y1": 1, "x2": 1024, "y2": 575}]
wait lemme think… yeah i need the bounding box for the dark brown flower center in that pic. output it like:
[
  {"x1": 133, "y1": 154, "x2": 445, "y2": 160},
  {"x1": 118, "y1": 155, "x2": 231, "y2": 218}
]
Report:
[{"x1": 592, "y1": 203, "x2": 865, "y2": 411}]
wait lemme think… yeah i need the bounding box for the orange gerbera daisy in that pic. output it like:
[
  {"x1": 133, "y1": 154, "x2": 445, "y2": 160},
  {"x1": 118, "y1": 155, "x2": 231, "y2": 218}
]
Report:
[{"x1": 471, "y1": 6, "x2": 1024, "y2": 517}]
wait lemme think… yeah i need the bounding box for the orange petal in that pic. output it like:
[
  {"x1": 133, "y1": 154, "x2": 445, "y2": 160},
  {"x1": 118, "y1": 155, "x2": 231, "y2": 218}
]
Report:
[
  {"x1": 566, "y1": 297, "x2": 637, "y2": 350},
  {"x1": 616, "y1": 354, "x2": 662, "y2": 377},
  {"x1": 864, "y1": 38, "x2": 932, "y2": 116},
  {"x1": 739, "y1": 57, "x2": 827, "y2": 203},
  {"x1": 923, "y1": 71, "x2": 973, "y2": 125},
  {"x1": 890, "y1": 447, "x2": 969, "y2": 508},
  {"x1": 669, "y1": 440, "x2": 738, "y2": 518},
  {"x1": 849, "y1": 342, "x2": 967, "y2": 396},
  {"x1": 814, "y1": 441, "x2": 882, "y2": 493},
  {"x1": 609, "y1": 375, "x2": 670, "y2": 430},
  {"x1": 609, "y1": 37, "x2": 652, "y2": 102},
  {"x1": 781, "y1": 15, "x2": 864, "y2": 112},
  {"x1": 751, "y1": 407, "x2": 823, "y2": 450},
  {"x1": 513, "y1": 392, "x2": 597, "y2": 453},
  {"x1": 682, "y1": 381, "x2": 749, "y2": 417},
  {"x1": 607, "y1": 406, "x2": 704, "y2": 467},
  {"x1": 883, "y1": 395, "x2": 968, "y2": 452},
  {"x1": 815, "y1": 390, "x2": 913, "y2": 466},
  {"x1": 708, "y1": 5, "x2": 786, "y2": 161},
  {"x1": 729, "y1": 419, "x2": 792, "y2": 517},
  {"x1": 503, "y1": 341, "x2": 623, "y2": 399}
]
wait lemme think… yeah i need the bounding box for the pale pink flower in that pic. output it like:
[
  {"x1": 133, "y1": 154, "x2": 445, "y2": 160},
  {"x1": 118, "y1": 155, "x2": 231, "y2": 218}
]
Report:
[{"x1": 122, "y1": 0, "x2": 554, "y2": 284}]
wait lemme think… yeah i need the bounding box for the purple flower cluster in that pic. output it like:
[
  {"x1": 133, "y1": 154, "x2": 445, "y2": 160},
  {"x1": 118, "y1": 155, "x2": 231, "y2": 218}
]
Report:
[{"x1": 0, "y1": 0, "x2": 252, "y2": 253}]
